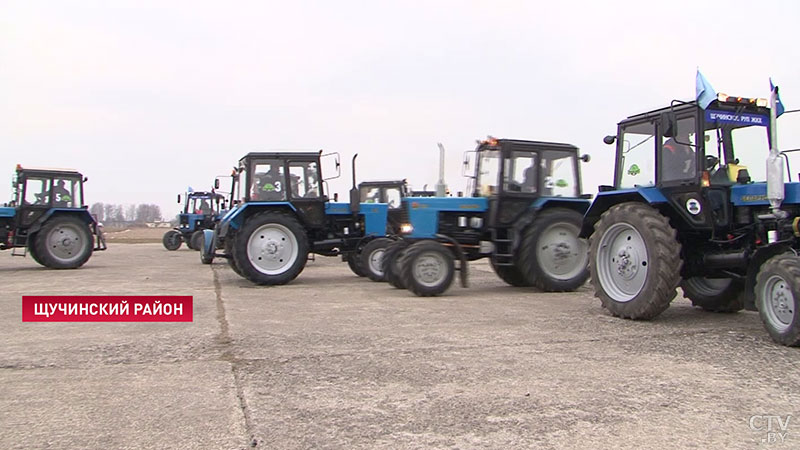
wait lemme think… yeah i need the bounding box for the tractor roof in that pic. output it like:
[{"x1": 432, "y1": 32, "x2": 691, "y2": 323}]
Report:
[
  {"x1": 359, "y1": 180, "x2": 407, "y2": 187},
  {"x1": 188, "y1": 191, "x2": 225, "y2": 199},
  {"x1": 240, "y1": 151, "x2": 321, "y2": 163},
  {"x1": 16, "y1": 165, "x2": 83, "y2": 178},
  {"x1": 479, "y1": 138, "x2": 579, "y2": 153}
]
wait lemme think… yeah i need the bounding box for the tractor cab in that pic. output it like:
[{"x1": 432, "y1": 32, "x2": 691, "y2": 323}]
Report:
[
  {"x1": 468, "y1": 137, "x2": 588, "y2": 227},
  {"x1": 235, "y1": 151, "x2": 328, "y2": 228},
  {"x1": 594, "y1": 94, "x2": 779, "y2": 233},
  {"x1": 183, "y1": 192, "x2": 225, "y2": 216},
  {"x1": 12, "y1": 166, "x2": 86, "y2": 227},
  {"x1": 359, "y1": 180, "x2": 407, "y2": 209}
]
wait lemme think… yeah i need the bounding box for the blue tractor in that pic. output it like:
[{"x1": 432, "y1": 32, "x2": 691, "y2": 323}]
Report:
[
  {"x1": 581, "y1": 86, "x2": 800, "y2": 346},
  {"x1": 162, "y1": 190, "x2": 227, "y2": 251},
  {"x1": 351, "y1": 179, "x2": 437, "y2": 281},
  {"x1": 381, "y1": 137, "x2": 592, "y2": 296},
  {"x1": 200, "y1": 151, "x2": 389, "y2": 285},
  {"x1": 0, "y1": 165, "x2": 106, "y2": 268}
]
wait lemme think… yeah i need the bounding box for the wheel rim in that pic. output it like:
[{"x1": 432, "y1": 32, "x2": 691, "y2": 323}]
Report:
[
  {"x1": 536, "y1": 222, "x2": 588, "y2": 281},
  {"x1": 368, "y1": 248, "x2": 386, "y2": 277},
  {"x1": 761, "y1": 274, "x2": 795, "y2": 332},
  {"x1": 247, "y1": 223, "x2": 299, "y2": 275},
  {"x1": 413, "y1": 251, "x2": 448, "y2": 287},
  {"x1": 45, "y1": 222, "x2": 88, "y2": 264},
  {"x1": 595, "y1": 222, "x2": 648, "y2": 302}
]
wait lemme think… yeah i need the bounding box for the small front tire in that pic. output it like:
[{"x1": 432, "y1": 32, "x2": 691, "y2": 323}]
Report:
[
  {"x1": 360, "y1": 238, "x2": 393, "y2": 281},
  {"x1": 401, "y1": 240, "x2": 455, "y2": 297},
  {"x1": 756, "y1": 254, "x2": 800, "y2": 346},
  {"x1": 162, "y1": 230, "x2": 182, "y2": 251}
]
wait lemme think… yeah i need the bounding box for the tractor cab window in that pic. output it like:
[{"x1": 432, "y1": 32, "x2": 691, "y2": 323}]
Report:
[
  {"x1": 24, "y1": 177, "x2": 50, "y2": 205},
  {"x1": 729, "y1": 125, "x2": 769, "y2": 182},
  {"x1": 541, "y1": 151, "x2": 578, "y2": 197},
  {"x1": 361, "y1": 187, "x2": 381, "y2": 203},
  {"x1": 52, "y1": 177, "x2": 82, "y2": 207},
  {"x1": 477, "y1": 150, "x2": 501, "y2": 197},
  {"x1": 504, "y1": 151, "x2": 537, "y2": 194},
  {"x1": 385, "y1": 187, "x2": 402, "y2": 208},
  {"x1": 618, "y1": 121, "x2": 656, "y2": 189},
  {"x1": 189, "y1": 196, "x2": 214, "y2": 215},
  {"x1": 288, "y1": 161, "x2": 321, "y2": 199},
  {"x1": 703, "y1": 118, "x2": 770, "y2": 183},
  {"x1": 660, "y1": 116, "x2": 697, "y2": 183},
  {"x1": 251, "y1": 160, "x2": 286, "y2": 201}
]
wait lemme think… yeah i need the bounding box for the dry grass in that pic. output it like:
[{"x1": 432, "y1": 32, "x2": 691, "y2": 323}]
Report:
[{"x1": 103, "y1": 226, "x2": 170, "y2": 244}]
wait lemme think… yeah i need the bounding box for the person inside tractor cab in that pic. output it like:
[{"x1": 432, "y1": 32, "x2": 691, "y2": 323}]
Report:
[
  {"x1": 198, "y1": 199, "x2": 211, "y2": 215},
  {"x1": 662, "y1": 129, "x2": 696, "y2": 182},
  {"x1": 52, "y1": 180, "x2": 72, "y2": 207},
  {"x1": 254, "y1": 164, "x2": 284, "y2": 201}
]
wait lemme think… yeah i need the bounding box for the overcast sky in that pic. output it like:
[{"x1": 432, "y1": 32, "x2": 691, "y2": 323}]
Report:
[{"x1": 2, "y1": 0, "x2": 799, "y2": 218}]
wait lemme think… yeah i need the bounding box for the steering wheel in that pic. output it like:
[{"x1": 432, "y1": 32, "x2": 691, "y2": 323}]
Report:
[{"x1": 705, "y1": 155, "x2": 719, "y2": 171}]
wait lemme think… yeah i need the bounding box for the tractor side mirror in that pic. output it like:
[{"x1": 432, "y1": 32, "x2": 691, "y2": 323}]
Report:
[
  {"x1": 660, "y1": 112, "x2": 676, "y2": 138},
  {"x1": 603, "y1": 135, "x2": 616, "y2": 145},
  {"x1": 177, "y1": 194, "x2": 181, "y2": 204},
  {"x1": 214, "y1": 179, "x2": 220, "y2": 189},
  {"x1": 462, "y1": 151, "x2": 476, "y2": 178},
  {"x1": 83, "y1": 176, "x2": 88, "y2": 182},
  {"x1": 580, "y1": 154, "x2": 591, "y2": 163},
  {"x1": 321, "y1": 152, "x2": 341, "y2": 181}
]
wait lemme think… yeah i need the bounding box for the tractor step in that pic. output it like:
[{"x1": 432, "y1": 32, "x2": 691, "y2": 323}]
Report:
[{"x1": 11, "y1": 246, "x2": 27, "y2": 257}]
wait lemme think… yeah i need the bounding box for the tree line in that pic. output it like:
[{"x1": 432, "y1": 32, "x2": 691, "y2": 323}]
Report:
[{"x1": 89, "y1": 203, "x2": 163, "y2": 225}]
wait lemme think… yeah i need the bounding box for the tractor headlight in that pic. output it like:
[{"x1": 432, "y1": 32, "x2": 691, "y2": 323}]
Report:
[{"x1": 400, "y1": 223, "x2": 413, "y2": 234}]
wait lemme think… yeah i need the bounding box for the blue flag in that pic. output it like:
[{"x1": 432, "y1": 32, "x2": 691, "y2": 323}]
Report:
[
  {"x1": 770, "y1": 78, "x2": 786, "y2": 117},
  {"x1": 696, "y1": 69, "x2": 716, "y2": 109},
  {"x1": 187, "y1": 186, "x2": 194, "y2": 193}
]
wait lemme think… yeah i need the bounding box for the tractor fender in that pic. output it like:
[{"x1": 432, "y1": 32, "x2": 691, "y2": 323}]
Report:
[
  {"x1": 579, "y1": 188, "x2": 669, "y2": 238},
  {"x1": 202, "y1": 229, "x2": 215, "y2": 256},
  {"x1": 435, "y1": 233, "x2": 469, "y2": 288},
  {"x1": 30, "y1": 209, "x2": 96, "y2": 235},
  {"x1": 217, "y1": 202, "x2": 297, "y2": 238}
]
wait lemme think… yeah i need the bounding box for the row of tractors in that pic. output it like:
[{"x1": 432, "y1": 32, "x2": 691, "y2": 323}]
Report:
[{"x1": 3, "y1": 87, "x2": 799, "y2": 347}]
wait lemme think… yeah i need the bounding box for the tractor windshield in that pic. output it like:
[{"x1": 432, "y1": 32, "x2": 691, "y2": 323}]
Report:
[
  {"x1": 704, "y1": 122, "x2": 769, "y2": 182},
  {"x1": 477, "y1": 150, "x2": 501, "y2": 196},
  {"x1": 187, "y1": 196, "x2": 216, "y2": 215}
]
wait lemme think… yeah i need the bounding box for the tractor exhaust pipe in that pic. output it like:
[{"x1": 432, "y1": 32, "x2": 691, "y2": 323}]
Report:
[
  {"x1": 436, "y1": 143, "x2": 447, "y2": 197},
  {"x1": 349, "y1": 154, "x2": 359, "y2": 213},
  {"x1": 767, "y1": 84, "x2": 786, "y2": 217}
]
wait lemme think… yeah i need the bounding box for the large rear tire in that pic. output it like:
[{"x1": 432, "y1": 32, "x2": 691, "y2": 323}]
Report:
[
  {"x1": 347, "y1": 254, "x2": 366, "y2": 277},
  {"x1": 756, "y1": 254, "x2": 800, "y2": 346},
  {"x1": 588, "y1": 202, "x2": 681, "y2": 320},
  {"x1": 360, "y1": 238, "x2": 393, "y2": 281},
  {"x1": 520, "y1": 208, "x2": 589, "y2": 291},
  {"x1": 401, "y1": 240, "x2": 455, "y2": 297},
  {"x1": 681, "y1": 277, "x2": 744, "y2": 312},
  {"x1": 27, "y1": 232, "x2": 44, "y2": 265},
  {"x1": 162, "y1": 230, "x2": 182, "y2": 250},
  {"x1": 384, "y1": 240, "x2": 410, "y2": 289},
  {"x1": 232, "y1": 211, "x2": 308, "y2": 285},
  {"x1": 491, "y1": 260, "x2": 530, "y2": 287},
  {"x1": 225, "y1": 236, "x2": 243, "y2": 276},
  {"x1": 33, "y1": 216, "x2": 94, "y2": 269}
]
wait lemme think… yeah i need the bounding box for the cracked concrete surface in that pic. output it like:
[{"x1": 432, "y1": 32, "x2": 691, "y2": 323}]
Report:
[{"x1": 1, "y1": 243, "x2": 799, "y2": 449}]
